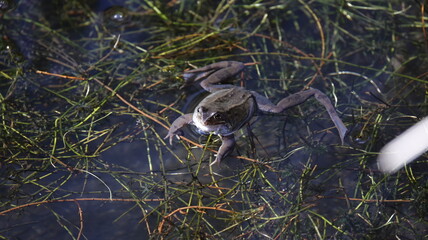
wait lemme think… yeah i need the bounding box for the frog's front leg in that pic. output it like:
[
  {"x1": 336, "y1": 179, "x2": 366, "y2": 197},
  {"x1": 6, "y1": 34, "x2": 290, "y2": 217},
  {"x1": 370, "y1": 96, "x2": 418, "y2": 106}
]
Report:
[
  {"x1": 253, "y1": 88, "x2": 348, "y2": 144},
  {"x1": 183, "y1": 61, "x2": 245, "y2": 92},
  {"x1": 165, "y1": 113, "x2": 194, "y2": 144},
  {"x1": 210, "y1": 134, "x2": 236, "y2": 166}
]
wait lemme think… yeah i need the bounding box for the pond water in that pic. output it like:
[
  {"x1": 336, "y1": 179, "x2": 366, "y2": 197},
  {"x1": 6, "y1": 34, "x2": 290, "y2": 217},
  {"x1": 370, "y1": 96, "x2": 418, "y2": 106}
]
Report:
[{"x1": 1, "y1": 0, "x2": 427, "y2": 239}]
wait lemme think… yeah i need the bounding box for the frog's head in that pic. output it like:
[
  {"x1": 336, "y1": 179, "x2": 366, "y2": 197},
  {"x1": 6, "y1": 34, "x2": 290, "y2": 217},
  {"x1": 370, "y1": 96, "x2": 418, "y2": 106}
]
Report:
[
  {"x1": 192, "y1": 105, "x2": 232, "y2": 135},
  {"x1": 192, "y1": 88, "x2": 256, "y2": 135},
  {"x1": 196, "y1": 106, "x2": 227, "y2": 126}
]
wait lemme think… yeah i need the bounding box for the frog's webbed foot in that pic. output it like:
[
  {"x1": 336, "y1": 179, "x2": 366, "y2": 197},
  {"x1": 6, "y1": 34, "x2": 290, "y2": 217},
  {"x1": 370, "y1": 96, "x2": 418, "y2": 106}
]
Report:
[
  {"x1": 165, "y1": 113, "x2": 194, "y2": 144},
  {"x1": 254, "y1": 88, "x2": 348, "y2": 144},
  {"x1": 210, "y1": 134, "x2": 236, "y2": 166},
  {"x1": 183, "y1": 61, "x2": 245, "y2": 92}
]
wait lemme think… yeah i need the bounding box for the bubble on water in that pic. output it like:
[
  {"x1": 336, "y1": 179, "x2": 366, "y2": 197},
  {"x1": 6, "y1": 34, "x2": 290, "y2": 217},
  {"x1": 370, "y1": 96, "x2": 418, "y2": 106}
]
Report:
[{"x1": 102, "y1": 6, "x2": 130, "y2": 25}]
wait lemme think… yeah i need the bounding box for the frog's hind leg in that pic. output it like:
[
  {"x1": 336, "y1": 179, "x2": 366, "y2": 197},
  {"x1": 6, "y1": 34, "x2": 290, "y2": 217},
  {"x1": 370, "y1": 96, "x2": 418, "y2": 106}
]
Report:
[
  {"x1": 183, "y1": 69, "x2": 217, "y2": 83},
  {"x1": 183, "y1": 61, "x2": 245, "y2": 92},
  {"x1": 254, "y1": 88, "x2": 348, "y2": 144}
]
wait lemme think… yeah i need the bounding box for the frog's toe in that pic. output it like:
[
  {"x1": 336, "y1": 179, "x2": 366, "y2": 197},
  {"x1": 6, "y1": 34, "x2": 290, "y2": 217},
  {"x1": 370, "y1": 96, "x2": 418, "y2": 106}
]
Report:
[
  {"x1": 164, "y1": 133, "x2": 173, "y2": 145},
  {"x1": 209, "y1": 157, "x2": 221, "y2": 166},
  {"x1": 164, "y1": 132, "x2": 178, "y2": 145},
  {"x1": 165, "y1": 129, "x2": 185, "y2": 144}
]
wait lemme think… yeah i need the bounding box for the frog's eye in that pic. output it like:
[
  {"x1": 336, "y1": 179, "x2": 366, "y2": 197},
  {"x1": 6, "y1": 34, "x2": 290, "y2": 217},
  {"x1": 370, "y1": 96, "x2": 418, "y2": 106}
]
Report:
[
  {"x1": 197, "y1": 106, "x2": 208, "y2": 113},
  {"x1": 212, "y1": 113, "x2": 223, "y2": 120},
  {"x1": 206, "y1": 112, "x2": 225, "y2": 125}
]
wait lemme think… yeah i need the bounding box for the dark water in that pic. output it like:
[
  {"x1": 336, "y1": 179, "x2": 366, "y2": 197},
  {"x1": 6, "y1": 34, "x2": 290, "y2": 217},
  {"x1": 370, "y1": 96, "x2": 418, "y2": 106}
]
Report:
[{"x1": 1, "y1": 0, "x2": 427, "y2": 239}]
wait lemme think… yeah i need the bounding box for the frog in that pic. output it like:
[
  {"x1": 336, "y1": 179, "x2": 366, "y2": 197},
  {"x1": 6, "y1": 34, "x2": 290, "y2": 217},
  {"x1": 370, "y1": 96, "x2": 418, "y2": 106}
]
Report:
[{"x1": 165, "y1": 61, "x2": 348, "y2": 166}]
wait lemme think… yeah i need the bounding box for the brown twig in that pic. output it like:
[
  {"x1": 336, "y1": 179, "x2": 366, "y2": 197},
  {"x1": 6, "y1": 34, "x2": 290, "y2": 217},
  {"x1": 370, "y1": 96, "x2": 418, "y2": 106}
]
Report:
[
  {"x1": 0, "y1": 197, "x2": 164, "y2": 215},
  {"x1": 157, "y1": 205, "x2": 236, "y2": 234},
  {"x1": 74, "y1": 200, "x2": 84, "y2": 240}
]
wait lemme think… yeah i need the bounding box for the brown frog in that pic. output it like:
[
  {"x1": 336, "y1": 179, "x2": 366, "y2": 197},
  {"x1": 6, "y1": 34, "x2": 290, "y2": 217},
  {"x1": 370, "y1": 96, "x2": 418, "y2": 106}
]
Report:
[{"x1": 166, "y1": 61, "x2": 348, "y2": 166}]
